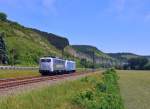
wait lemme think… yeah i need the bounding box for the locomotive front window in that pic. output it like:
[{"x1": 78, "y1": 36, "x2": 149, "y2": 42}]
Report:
[{"x1": 41, "y1": 59, "x2": 51, "y2": 62}]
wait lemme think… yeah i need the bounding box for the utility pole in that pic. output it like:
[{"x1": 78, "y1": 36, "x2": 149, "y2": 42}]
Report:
[{"x1": 61, "y1": 48, "x2": 65, "y2": 59}]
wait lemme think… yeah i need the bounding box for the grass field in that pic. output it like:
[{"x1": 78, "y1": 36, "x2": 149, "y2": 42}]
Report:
[
  {"x1": 118, "y1": 70, "x2": 150, "y2": 109},
  {"x1": 0, "y1": 73, "x2": 101, "y2": 109},
  {"x1": 0, "y1": 70, "x2": 40, "y2": 79}
]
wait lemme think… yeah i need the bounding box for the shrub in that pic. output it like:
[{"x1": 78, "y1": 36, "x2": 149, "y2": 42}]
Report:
[
  {"x1": 96, "y1": 82, "x2": 107, "y2": 93},
  {"x1": 144, "y1": 63, "x2": 150, "y2": 70},
  {"x1": 73, "y1": 69, "x2": 124, "y2": 109}
]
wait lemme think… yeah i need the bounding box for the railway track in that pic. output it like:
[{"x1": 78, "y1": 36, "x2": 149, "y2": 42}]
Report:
[{"x1": 0, "y1": 72, "x2": 90, "y2": 90}]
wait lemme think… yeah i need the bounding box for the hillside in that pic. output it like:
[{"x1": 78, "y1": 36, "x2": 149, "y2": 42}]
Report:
[
  {"x1": 0, "y1": 19, "x2": 93, "y2": 67},
  {"x1": 65, "y1": 45, "x2": 117, "y2": 67},
  {"x1": 0, "y1": 20, "x2": 63, "y2": 65},
  {"x1": 31, "y1": 29, "x2": 69, "y2": 50},
  {"x1": 108, "y1": 53, "x2": 139, "y2": 60},
  {"x1": 108, "y1": 53, "x2": 150, "y2": 61}
]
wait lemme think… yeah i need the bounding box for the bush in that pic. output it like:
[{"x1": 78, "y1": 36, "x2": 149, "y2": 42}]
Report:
[
  {"x1": 96, "y1": 82, "x2": 107, "y2": 93},
  {"x1": 73, "y1": 69, "x2": 124, "y2": 109},
  {"x1": 144, "y1": 63, "x2": 150, "y2": 70},
  {"x1": 128, "y1": 57, "x2": 149, "y2": 70}
]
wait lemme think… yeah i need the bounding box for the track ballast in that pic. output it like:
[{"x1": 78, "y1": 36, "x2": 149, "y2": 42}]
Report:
[{"x1": 0, "y1": 72, "x2": 90, "y2": 91}]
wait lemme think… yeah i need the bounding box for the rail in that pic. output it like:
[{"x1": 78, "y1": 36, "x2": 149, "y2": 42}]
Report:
[{"x1": 0, "y1": 72, "x2": 92, "y2": 90}]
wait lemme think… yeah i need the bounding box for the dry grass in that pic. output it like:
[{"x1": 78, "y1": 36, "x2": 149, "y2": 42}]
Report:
[
  {"x1": 0, "y1": 69, "x2": 40, "y2": 79},
  {"x1": 0, "y1": 69, "x2": 94, "y2": 79},
  {"x1": 118, "y1": 70, "x2": 150, "y2": 109}
]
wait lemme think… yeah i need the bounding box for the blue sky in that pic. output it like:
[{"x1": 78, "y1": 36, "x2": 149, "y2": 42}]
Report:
[{"x1": 0, "y1": 0, "x2": 150, "y2": 55}]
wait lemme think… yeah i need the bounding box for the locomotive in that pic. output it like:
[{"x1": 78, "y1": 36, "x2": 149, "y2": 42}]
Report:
[{"x1": 39, "y1": 57, "x2": 76, "y2": 75}]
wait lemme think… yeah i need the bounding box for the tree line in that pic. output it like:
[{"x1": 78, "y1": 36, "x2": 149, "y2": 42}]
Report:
[{"x1": 124, "y1": 57, "x2": 150, "y2": 70}]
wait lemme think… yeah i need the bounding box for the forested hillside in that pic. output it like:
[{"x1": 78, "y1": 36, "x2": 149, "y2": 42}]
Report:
[
  {"x1": 0, "y1": 13, "x2": 91, "y2": 67},
  {"x1": 0, "y1": 19, "x2": 63, "y2": 65},
  {"x1": 31, "y1": 29, "x2": 69, "y2": 50},
  {"x1": 65, "y1": 45, "x2": 117, "y2": 68}
]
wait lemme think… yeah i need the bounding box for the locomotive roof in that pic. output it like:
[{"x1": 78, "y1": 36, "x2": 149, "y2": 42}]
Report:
[{"x1": 40, "y1": 57, "x2": 75, "y2": 62}]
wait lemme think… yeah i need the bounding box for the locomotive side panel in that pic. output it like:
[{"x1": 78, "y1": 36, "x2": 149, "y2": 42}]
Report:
[
  {"x1": 65, "y1": 61, "x2": 76, "y2": 72},
  {"x1": 53, "y1": 58, "x2": 66, "y2": 72}
]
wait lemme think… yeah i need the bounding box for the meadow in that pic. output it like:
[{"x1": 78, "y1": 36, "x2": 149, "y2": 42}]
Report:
[
  {"x1": 0, "y1": 69, "x2": 40, "y2": 79},
  {"x1": 118, "y1": 70, "x2": 150, "y2": 109}
]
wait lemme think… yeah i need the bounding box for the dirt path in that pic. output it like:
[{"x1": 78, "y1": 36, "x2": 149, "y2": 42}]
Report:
[{"x1": 118, "y1": 70, "x2": 150, "y2": 109}]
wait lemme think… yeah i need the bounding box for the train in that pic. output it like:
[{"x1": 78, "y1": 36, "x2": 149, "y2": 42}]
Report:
[{"x1": 39, "y1": 57, "x2": 76, "y2": 75}]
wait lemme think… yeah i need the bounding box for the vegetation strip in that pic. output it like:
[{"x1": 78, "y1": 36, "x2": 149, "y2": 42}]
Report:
[
  {"x1": 0, "y1": 72, "x2": 100, "y2": 109},
  {"x1": 0, "y1": 70, "x2": 124, "y2": 109},
  {"x1": 73, "y1": 69, "x2": 124, "y2": 109}
]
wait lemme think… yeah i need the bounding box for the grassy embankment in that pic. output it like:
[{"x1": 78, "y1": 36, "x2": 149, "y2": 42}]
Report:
[
  {"x1": 118, "y1": 70, "x2": 150, "y2": 109},
  {"x1": 0, "y1": 20, "x2": 62, "y2": 65},
  {"x1": 0, "y1": 69, "x2": 124, "y2": 109},
  {"x1": 0, "y1": 70, "x2": 40, "y2": 79}
]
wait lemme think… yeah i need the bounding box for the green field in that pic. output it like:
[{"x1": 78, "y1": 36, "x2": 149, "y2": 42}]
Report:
[
  {"x1": 0, "y1": 69, "x2": 40, "y2": 79},
  {"x1": 118, "y1": 70, "x2": 150, "y2": 109},
  {"x1": 0, "y1": 73, "x2": 101, "y2": 109}
]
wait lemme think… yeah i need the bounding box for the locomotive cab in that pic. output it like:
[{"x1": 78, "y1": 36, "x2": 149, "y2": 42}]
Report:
[{"x1": 39, "y1": 58, "x2": 52, "y2": 75}]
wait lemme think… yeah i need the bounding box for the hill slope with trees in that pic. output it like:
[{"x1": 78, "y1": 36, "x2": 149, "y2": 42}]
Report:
[
  {"x1": 0, "y1": 12, "x2": 66, "y2": 65},
  {"x1": 65, "y1": 45, "x2": 117, "y2": 68}
]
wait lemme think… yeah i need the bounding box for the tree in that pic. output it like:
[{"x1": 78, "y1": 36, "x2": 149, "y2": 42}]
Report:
[
  {"x1": 10, "y1": 48, "x2": 17, "y2": 65},
  {"x1": 128, "y1": 57, "x2": 149, "y2": 70},
  {"x1": 144, "y1": 63, "x2": 150, "y2": 70},
  {"x1": 80, "y1": 58, "x2": 87, "y2": 68},
  {"x1": 0, "y1": 33, "x2": 8, "y2": 64},
  {"x1": 0, "y1": 12, "x2": 7, "y2": 21}
]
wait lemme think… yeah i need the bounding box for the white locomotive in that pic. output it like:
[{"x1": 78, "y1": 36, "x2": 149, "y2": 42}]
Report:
[{"x1": 39, "y1": 57, "x2": 76, "y2": 75}]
